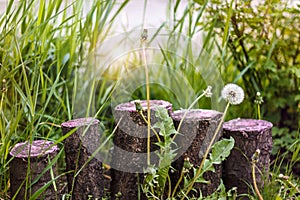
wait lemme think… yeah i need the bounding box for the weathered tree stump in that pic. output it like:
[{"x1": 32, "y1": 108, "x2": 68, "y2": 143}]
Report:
[
  {"x1": 61, "y1": 118, "x2": 104, "y2": 200},
  {"x1": 111, "y1": 100, "x2": 172, "y2": 200},
  {"x1": 9, "y1": 140, "x2": 59, "y2": 200},
  {"x1": 171, "y1": 109, "x2": 223, "y2": 197},
  {"x1": 222, "y1": 118, "x2": 273, "y2": 196}
]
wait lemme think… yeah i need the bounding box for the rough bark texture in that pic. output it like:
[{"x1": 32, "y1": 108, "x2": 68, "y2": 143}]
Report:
[
  {"x1": 222, "y1": 118, "x2": 273, "y2": 196},
  {"x1": 171, "y1": 109, "x2": 223, "y2": 197},
  {"x1": 111, "y1": 100, "x2": 172, "y2": 200},
  {"x1": 61, "y1": 118, "x2": 105, "y2": 200},
  {"x1": 9, "y1": 140, "x2": 59, "y2": 200}
]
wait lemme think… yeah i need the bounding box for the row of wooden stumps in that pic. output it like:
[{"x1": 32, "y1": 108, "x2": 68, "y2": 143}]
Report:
[{"x1": 9, "y1": 100, "x2": 273, "y2": 199}]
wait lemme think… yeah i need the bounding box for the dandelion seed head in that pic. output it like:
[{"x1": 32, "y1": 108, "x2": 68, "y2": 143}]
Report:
[
  {"x1": 221, "y1": 83, "x2": 244, "y2": 105},
  {"x1": 204, "y1": 85, "x2": 213, "y2": 98}
]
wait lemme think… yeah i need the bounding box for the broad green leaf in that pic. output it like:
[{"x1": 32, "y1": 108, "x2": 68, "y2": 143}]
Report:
[
  {"x1": 201, "y1": 159, "x2": 215, "y2": 173},
  {"x1": 210, "y1": 137, "x2": 235, "y2": 164},
  {"x1": 157, "y1": 166, "x2": 170, "y2": 193}
]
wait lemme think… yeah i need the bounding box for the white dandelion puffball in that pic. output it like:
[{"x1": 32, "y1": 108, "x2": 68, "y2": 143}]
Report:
[{"x1": 221, "y1": 83, "x2": 245, "y2": 105}]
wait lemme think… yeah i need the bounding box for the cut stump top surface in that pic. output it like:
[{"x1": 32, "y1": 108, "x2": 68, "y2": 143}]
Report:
[
  {"x1": 223, "y1": 118, "x2": 273, "y2": 132},
  {"x1": 172, "y1": 109, "x2": 222, "y2": 121},
  {"x1": 114, "y1": 100, "x2": 172, "y2": 112},
  {"x1": 61, "y1": 117, "x2": 99, "y2": 128},
  {"x1": 10, "y1": 140, "x2": 59, "y2": 158}
]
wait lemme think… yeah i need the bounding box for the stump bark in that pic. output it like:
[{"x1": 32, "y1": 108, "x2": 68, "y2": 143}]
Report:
[
  {"x1": 61, "y1": 118, "x2": 104, "y2": 200},
  {"x1": 9, "y1": 140, "x2": 59, "y2": 200},
  {"x1": 222, "y1": 118, "x2": 273, "y2": 196},
  {"x1": 111, "y1": 100, "x2": 172, "y2": 200},
  {"x1": 171, "y1": 109, "x2": 223, "y2": 197}
]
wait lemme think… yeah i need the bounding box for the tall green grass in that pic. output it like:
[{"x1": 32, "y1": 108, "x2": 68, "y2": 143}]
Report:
[
  {"x1": 0, "y1": 0, "x2": 129, "y2": 198},
  {"x1": 0, "y1": 0, "x2": 299, "y2": 198}
]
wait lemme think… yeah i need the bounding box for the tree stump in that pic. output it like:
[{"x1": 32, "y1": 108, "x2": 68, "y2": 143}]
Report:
[
  {"x1": 9, "y1": 140, "x2": 59, "y2": 200},
  {"x1": 61, "y1": 118, "x2": 104, "y2": 200},
  {"x1": 171, "y1": 109, "x2": 223, "y2": 197},
  {"x1": 111, "y1": 100, "x2": 172, "y2": 200},
  {"x1": 222, "y1": 118, "x2": 273, "y2": 196}
]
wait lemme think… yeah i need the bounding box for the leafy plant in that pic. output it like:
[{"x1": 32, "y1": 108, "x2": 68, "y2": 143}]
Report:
[
  {"x1": 272, "y1": 127, "x2": 299, "y2": 155},
  {"x1": 142, "y1": 106, "x2": 178, "y2": 199},
  {"x1": 0, "y1": 0, "x2": 129, "y2": 198},
  {"x1": 177, "y1": 137, "x2": 235, "y2": 199},
  {"x1": 142, "y1": 106, "x2": 235, "y2": 199},
  {"x1": 195, "y1": 0, "x2": 300, "y2": 130},
  {"x1": 0, "y1": 0, "x2": 299, "y2": 199}
]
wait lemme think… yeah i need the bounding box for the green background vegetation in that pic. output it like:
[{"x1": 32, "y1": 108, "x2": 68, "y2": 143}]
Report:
[{"x1": 0, "y1": 0, "x2": 299, "y2": 199}]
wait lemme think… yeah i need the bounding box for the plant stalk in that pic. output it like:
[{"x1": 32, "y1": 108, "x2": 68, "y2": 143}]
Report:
[
  {"x1": 252, "y1": 161, "x2": 264, "y2": 200},
  {"x1": 175, "y1": 92, "x2": 207, "y2": 136},
  {"x1": 141, "y1": 30, "x2": 151, "y2": 166},
  {"x1": 181, "y1": 102, "x2": 230, "y2": 199}
]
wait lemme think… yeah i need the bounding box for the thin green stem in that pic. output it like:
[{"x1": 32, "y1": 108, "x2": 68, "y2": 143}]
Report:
[
  {"x1": 175, "y1": 92, "x2": 207, "y2": 136},
  {"x1": 167, "y1": 175, "x2": 172, "y2": 199},
  {"x1": 171, "y1": 168, "x2": 185, "y2": 197},
  {"x1": 141, "y1": 34, "x2": 151, "y2": 166},
  {"x1": 181, "y1": 102, "x2": 230, "y2": 199},
  {"x1": 0, "y1": 92, "x2": 5, "y2": 142},
  {"x1": 257, "y1": 104, "x2": 261, "y2": 120},
  {"x1": 138, "y1": 111, "x2": 161, "y2": 143},
  {"x1": 284, "y1": 178, "x2": 300, "y2": 194}
]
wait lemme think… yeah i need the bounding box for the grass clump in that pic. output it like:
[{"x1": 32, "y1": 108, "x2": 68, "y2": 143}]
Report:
[{"x1": 0, "y1": 0, "x2": 299, "y2": 199}]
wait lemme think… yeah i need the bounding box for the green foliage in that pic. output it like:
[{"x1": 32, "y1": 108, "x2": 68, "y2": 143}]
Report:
[
  {"x1": 143, "y1": 107, "x2": 235, "y2": 199},
  {"x1": 204, "y1": 182, "x2": 237, "y2": 200},
  {"x1": 0, "y1": 0, "x2": 299, "y2": 198},
  {"x1": 195, "y1": 0, "x2": 300, "y2": 129},
  {"x1": 179, "y1": 137, "x2": 235, "y2": 199},
  {"x1": 272, "y1": 126, "x2": 299, "y2": 155},
  {"x1": 143, "y1": 106, "x2": 178, "y2": 199},
  {"x1": 0, "y1": 0, "x2": 129, "y2": 198},
  {"x1": 260, "y1": 169, "x2": 300, "y2": 200},
  {"x1": 208, "y1": 136, "x2": 234, "y2": 165},
  {"x1": 247, "y1": 129, "x2": 300, "y2": 200}
]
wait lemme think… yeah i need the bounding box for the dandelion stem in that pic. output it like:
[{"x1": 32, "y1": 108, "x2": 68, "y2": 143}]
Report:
[
  {"x1": 167, "y1": 175, "x2": 172, "y2": 198},
  {"x1": 172, "y1": 167, "x2": 185, "y2": 197},
  {"x1": 181, "y1": 102, "x2": 230, "y2": 199},
  {"x1": 257, "y1": 104, "x2": 261, "y2": 120},
  {"x1": 252, "y1": 160, "x2": 264, "y2": 200},
  {"x1": 141, "y1": 30, "x2": 151, "y2": 166},
  {"x1": 175, "y1": 92, "x2": 207, "y2": 135},
  {"x1": 138, "y1": 111, "x2": 161, "y2": 143}
]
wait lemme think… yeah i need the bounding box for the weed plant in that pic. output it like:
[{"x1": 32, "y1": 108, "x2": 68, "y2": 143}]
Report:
[
  {"x1": 0, "y1": 0, "x2": 129, "y2": 198},
  {"x1": 0, "y1": 0, "x2": 299, "y2": 199}
]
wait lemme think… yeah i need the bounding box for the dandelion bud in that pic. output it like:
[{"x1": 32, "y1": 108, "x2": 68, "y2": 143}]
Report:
[
  {"x1": 278, "y1": 174, "x2": 289, "y2": 180},
  {"x1": 141, "y1": 29, "x2": 148, "y2": 42},
  {"x1": 203, "y1": 85, "x2": 212, "y2": 98},
  {"x1": 134, "y1": 100, "x2": 143, "y2": 112},
  {"x1": 254, "y1": 91, "x2": 264, "y2": 104},
  {"x1": 2, "y1": 79, "x2": 7, "y2": 93},
  {"x1": 183, "y1": 157, "x2": 193, "y2": 170},
  {"x1": 251, "y1": 149, "x2": 261, "y2": 163}
]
